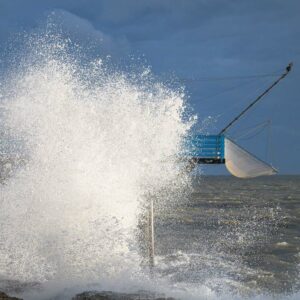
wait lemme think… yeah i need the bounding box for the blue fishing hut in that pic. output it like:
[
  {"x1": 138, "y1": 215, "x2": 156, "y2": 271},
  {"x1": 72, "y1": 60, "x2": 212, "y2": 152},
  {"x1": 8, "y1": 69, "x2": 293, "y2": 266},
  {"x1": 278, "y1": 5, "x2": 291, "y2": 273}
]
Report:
[{"x1": 185, "y1": 134, "x2": 225, "y2": 164}]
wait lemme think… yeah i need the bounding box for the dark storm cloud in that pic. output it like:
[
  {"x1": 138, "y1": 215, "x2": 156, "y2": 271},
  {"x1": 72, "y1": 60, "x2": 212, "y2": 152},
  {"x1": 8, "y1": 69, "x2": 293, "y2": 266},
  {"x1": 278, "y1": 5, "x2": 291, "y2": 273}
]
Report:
[
  {"x1": 0, "y1": 1, "x2": 299, "y2": 66},
  {"x1": 0, "y1": 0, "x2": 299, "y2": 173}
]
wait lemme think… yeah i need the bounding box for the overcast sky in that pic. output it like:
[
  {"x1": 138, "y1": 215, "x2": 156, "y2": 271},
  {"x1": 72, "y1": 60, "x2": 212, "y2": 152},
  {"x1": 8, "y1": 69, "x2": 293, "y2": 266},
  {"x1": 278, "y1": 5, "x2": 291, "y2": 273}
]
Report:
[{"x1": 0, "y1": 0, "x2": 299, "y2": 174}]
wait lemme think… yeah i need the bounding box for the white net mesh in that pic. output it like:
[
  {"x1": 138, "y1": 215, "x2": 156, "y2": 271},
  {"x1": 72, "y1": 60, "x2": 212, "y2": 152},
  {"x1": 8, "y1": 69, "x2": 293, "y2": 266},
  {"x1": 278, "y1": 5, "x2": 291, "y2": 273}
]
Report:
[{"x1": 225, "y1": 138, "x2": 277, "y2": 178}]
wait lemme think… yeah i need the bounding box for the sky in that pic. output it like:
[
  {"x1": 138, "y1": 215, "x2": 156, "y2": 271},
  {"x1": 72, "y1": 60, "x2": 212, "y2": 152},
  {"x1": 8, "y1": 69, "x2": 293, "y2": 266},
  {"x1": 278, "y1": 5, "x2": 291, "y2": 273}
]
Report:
[{"x1": 0, "y1": 0, "x2": 299, "y2": 174}]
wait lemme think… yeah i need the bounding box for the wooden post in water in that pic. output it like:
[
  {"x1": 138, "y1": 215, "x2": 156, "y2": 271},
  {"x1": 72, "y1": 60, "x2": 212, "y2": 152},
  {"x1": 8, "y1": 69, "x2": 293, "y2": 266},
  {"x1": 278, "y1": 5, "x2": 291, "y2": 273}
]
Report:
[{"x1": 149, "y1": 198, "x2": 155, "y2": 268}]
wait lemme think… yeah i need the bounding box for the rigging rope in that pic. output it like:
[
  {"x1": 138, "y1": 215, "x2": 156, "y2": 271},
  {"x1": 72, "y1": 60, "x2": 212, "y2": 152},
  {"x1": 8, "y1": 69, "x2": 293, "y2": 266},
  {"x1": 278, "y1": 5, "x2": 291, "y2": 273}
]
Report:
[
  {"x1": 229, "y1": 120, "x2": 275, "y2": 166},
  {"x1": 180, "y1": 73, "x2": 281, "y2": 82},
  {"x1": 197, "y1": 77, "x2": 264, "y2": 104},
  {"x1": 232, "y1": 120, "x2": 271, "y2": 141},
  {"x1": 211, "y1": 76, "x2": 274, "y2": 120},
  {"x1": 219, "y1": 63, "x2": 293, "y2": 135}
]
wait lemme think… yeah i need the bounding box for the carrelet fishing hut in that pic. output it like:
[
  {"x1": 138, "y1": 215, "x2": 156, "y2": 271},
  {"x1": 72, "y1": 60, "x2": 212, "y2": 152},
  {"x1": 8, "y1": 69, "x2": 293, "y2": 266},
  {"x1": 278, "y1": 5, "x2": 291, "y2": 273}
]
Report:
[{"x1": 185, "y1": 63, "x2": 293, "y2": 178}]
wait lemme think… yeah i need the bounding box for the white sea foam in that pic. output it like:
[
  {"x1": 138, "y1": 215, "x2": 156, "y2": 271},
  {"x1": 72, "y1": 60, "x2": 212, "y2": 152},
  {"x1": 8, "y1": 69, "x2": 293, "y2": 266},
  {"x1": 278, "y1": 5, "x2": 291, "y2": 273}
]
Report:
[{"x1": 0, "y1": 32, "x2": 192, "y2": 289}]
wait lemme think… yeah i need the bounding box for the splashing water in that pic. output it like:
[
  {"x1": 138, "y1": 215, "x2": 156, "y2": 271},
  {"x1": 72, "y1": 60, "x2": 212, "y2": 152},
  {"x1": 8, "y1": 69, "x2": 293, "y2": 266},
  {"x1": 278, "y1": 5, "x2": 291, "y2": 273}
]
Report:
[
  {"x1": 0, "y1": 32, "x2": 193, "y2": 291},
  {"x1": 2, "y1": 30, "x2": 299, "y2": 300}
]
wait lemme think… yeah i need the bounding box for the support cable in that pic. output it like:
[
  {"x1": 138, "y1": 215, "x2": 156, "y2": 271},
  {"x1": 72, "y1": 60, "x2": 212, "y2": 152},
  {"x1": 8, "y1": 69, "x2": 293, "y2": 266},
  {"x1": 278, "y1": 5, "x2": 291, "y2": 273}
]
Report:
[{"x1": 219, "y1": 63, "x2": 293, "y2": 135}]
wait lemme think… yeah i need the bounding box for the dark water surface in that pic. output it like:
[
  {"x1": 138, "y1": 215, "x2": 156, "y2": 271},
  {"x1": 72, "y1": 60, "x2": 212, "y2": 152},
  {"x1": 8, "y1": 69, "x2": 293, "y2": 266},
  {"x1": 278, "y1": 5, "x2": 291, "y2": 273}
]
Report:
[
  {"x1": 1, "y1": 174, "x2": 299, "y2": 299},
  {"x1": 155, "y1": 175, "x2": 300, "y2": 296}
]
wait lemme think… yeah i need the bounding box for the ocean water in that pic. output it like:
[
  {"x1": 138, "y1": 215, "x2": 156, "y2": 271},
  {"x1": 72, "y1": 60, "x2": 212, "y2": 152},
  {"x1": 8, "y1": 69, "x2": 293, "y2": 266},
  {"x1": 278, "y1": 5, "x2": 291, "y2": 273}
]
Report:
[
  {"x1": 154, "y1": 175, "x2": 300, "y2": 298},
  {"x1": 0, "y1": 29, "x2": 299, "y2": 300}
]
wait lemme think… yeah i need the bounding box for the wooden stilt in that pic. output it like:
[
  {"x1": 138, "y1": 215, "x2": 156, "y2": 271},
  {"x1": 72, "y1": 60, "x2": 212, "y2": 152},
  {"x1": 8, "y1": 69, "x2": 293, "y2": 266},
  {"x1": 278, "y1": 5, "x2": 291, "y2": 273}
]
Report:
[{"x1": 149, "y1": 198, "x2": 155, "y2": 268}]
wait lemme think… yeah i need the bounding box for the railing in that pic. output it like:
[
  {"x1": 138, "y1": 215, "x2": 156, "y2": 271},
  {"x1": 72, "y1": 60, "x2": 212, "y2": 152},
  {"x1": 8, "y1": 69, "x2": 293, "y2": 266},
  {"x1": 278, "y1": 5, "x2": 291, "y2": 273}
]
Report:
[{"x1": 184, "y1": 134, "x2": 225, "y2": 164}]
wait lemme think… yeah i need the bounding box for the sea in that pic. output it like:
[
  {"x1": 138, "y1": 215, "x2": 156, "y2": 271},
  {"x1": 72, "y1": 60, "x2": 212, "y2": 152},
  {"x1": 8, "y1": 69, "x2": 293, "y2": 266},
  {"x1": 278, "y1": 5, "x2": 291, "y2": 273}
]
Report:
[
  {"x1": 0, "y1": 29, "x2": 299, "y2": 300},
  {"x1": 154, "y1": 175, "x2": 300, "y2": 298},
  {"x1": 1, "y1": 174, "x2": 299, "y2": 299}
]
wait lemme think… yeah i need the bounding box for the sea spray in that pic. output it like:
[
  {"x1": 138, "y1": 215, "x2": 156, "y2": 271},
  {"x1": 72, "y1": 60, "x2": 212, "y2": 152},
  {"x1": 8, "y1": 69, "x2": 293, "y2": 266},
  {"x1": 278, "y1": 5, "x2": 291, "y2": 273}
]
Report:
[{"x1": 0, "y1": 32, "x2": 193, "y2": 286}]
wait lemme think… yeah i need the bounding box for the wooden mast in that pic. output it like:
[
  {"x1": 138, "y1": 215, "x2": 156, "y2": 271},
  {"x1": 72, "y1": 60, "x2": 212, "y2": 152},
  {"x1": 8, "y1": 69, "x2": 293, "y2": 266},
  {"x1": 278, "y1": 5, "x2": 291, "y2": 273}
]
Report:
[{"x1": 219, "y1": 63, "x2": 293, "y2": 135}]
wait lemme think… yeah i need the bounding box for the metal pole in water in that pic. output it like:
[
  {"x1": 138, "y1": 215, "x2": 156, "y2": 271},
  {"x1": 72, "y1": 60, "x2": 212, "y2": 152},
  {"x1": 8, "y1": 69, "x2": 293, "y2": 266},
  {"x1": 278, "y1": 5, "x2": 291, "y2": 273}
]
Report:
[{"x1": 149, "y1": 198, "x2": 155, "y2": 268}]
